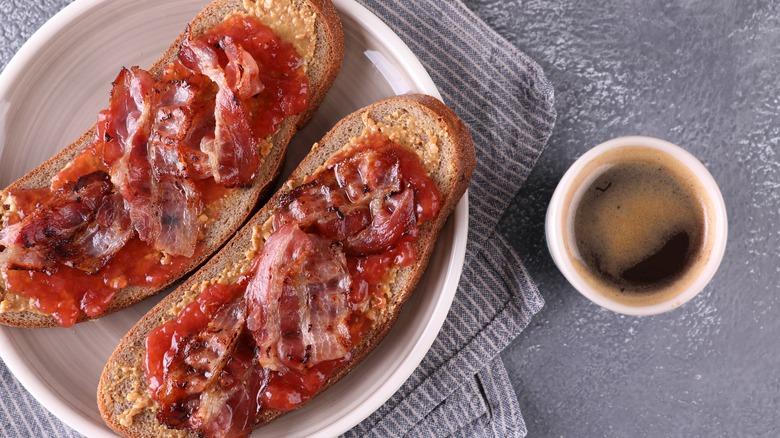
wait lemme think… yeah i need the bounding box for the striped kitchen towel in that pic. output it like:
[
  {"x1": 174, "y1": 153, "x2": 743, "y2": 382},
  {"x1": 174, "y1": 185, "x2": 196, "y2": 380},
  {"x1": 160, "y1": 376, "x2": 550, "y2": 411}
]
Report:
[{"x1": 0, "y1": 0, "x2": 555, "y2": 437}]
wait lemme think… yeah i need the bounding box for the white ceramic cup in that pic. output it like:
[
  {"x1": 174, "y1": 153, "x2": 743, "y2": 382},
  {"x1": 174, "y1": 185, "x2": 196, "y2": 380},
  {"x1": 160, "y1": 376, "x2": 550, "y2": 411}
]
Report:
[{"x1": 546, "y1": 136, "x2": 728, "y2": 315}]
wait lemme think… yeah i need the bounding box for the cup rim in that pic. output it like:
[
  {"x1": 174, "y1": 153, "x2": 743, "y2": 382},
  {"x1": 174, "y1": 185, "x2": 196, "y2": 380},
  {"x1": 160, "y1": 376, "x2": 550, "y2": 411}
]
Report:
[{"x1": 545, "y1": 136, "x2": 728, "y2": 316}]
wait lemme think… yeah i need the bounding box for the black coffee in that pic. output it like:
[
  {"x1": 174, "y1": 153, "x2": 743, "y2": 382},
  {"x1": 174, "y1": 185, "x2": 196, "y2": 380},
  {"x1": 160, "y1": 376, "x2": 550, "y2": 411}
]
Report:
[{"x1": 572, "y1": 159, "x2": 706, "y2": 294}]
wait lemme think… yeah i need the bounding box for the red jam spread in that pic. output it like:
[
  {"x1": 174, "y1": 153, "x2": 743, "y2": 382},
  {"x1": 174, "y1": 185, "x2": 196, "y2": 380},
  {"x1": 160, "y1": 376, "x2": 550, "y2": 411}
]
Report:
[
  {"x1": 0, "y1": 14, "x2": 308, "y2": 327},
  {"x1": 144, "y1": 133, "x2": 441, "y2": 437},
  {"x1": 193, "y1": 14, "x2": 309, "y2": 141},
  {"x1": 5, "y1": 238, "x2": 195, "y2": 323}
]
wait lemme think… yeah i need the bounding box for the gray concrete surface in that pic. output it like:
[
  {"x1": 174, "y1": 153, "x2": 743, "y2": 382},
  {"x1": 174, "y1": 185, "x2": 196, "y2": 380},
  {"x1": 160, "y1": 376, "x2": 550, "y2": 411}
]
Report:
[{"x1": 460, "y1": 0, "x2": 779, "y2": 436}]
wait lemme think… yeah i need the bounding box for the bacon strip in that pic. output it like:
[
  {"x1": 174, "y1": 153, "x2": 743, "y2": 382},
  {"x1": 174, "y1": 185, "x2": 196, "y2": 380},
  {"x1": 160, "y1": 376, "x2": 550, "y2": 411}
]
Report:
[
  {"x1": 334, "y1": 146, "x2": 402, "y2": 203},
  {"x1": 147, "y1": 76, "x2": 216, "y2": 256},
  {"x1": 68, "y1": 192, "x2": 133, "y2": 273},
  {"x1": 345, "y1": 188, "x2": 416, "y2": 255},
  {"x1": 0, "y1": 171, "x2": 132, "y2": 274},
  {"x1": 275, "y1": 143, "x2": 421, "y2": 255},
  {"x1": 274, "y1": 178, "x2": 372, "y2": 242},
  {"x1": 151, "y1": 72, "x2": 217, "y2": 179},
  {"x1": 101, "y1": 67, "x2": 210, "y2": 257},
  {"x1": 245, "y1": 224, "x2": 351, "y2": 372},
  {"x1": 155, "y1": 299, "x2": 248, "y2": 428},
  {"x1": 192, "y1": 331, "x2": 268, "y2": 438},
  {"x1": 223, "y1": 40, "x2": 264, "y2": 100},
  {"x1": 102, "y1": 67, "x2": 157, "y2": 242},
  {"x1": 180, "y1": 35, "x2": 260, "y2": 187}
]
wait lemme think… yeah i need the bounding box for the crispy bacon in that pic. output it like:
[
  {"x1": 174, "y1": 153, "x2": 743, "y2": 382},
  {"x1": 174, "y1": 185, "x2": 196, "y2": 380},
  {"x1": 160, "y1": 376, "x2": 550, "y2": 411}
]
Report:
[
  {"x1": 155, "y1": 299, "x2": 248, "y2": 428},
  {"x1": 245, "y1": 224, "x2": 351, "y2": 372},
  {"x1": 193, "y1": 332, "x2": 268, "y2": 438},
  {"x1": 223, "y1": 39, "x2": 264, "y2": 100},
  {"x1": 151, "y1": 297, "x2": 268, "y2": 438},
  {"x1": 67, "y1": 192, "x2": 132, "y2": 273},
  {"x1": 194, "y1": 14, "x2": 308, "y2": 136},
  {"x1": 145, "y1": 75, "x2": 216, "y2": 257},
  {"x1": 150, "y1": 73, "x2": 217, "y2": 179},
  {"x1": 345, "y1": 189, "x2": 416, "y2": 255},
  {"x1": 180, "y1": 35, "x2": 259, "y2": 187},
  {"x1": 102, "y1": 67, "x2": 156, "y2": 240},
  {"x1": 100, "y1": 67, "x2": 210, "y2": 257},
  {"x1": 274, "y1": 178, "x2": 372, "y2": 242},
  {"x1": 275, "y1": 143, "x2": 422, "y2": 255},
  {"x1": 6, "y1": 172, "x2": 111, "y2": 250},
  {"x1": 153, "y1": 176, "x2": 202, "y2": 257},
  {"x1": 0, "y1": 172, "x2": 132, "y2": 274},
  {"x1": 334, "y1": 146, "x2": 402, "y2": 203}
]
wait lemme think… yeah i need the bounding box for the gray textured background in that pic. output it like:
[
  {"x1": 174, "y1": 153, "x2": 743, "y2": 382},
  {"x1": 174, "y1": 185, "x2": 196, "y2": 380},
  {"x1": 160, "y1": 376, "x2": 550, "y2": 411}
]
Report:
[
  {"x1": 459, "y1": 0, "x2": 779, "y2": 436},
  {"x1": 2, "y1": 0, "x2": 779, "y2": 437}
]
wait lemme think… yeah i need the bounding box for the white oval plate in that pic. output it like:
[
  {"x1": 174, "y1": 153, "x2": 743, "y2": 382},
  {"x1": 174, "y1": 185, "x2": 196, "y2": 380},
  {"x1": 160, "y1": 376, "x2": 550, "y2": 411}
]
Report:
[{"x1": 0, "y1": 0, "x2": 468, "y2": 436}]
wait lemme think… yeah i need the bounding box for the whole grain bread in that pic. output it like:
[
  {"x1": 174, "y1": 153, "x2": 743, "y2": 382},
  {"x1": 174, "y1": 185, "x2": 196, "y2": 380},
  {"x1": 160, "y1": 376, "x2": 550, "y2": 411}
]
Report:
[
  {"x1": 0, "y1": 0, "x2": 344, "y2": 328},
  {"x1": 97, "y1": 94, "x2": 475, "y2": 437}
]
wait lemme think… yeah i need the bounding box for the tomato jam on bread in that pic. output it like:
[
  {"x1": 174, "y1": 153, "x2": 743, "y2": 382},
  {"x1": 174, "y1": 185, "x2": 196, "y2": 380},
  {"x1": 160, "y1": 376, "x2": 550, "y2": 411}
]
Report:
[
  {"x1": 99, "y1": 95, "x2": 475, "y2": 437},
  {"x1": 143, "y1": 134, "x2": 440, "y2": 435},
  {"x1": 0, "y1": 0, "x2": 344, "y2": 327}
]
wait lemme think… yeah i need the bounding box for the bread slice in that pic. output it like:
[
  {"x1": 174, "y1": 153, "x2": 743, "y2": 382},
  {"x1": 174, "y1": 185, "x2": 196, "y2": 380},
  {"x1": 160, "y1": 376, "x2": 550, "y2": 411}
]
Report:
[
  {"x1": 0, "y1": 0, "x2": 344, "y2": 328},
  {"x1": 97, "y1": 94, "x2": 475, "y2": 437}
]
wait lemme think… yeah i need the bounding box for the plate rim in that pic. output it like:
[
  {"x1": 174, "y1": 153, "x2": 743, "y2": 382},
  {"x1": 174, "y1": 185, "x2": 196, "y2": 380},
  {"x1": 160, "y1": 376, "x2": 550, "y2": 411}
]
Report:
[{"x1": 0, "y1": 0, "x2": 469, "y2": 436}]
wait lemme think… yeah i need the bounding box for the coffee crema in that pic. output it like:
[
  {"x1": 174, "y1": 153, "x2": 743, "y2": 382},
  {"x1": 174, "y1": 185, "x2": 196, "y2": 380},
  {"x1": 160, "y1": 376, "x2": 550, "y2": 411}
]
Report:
[{"x1": 564, "y1": 146, "x2": 711, "y2": 305}]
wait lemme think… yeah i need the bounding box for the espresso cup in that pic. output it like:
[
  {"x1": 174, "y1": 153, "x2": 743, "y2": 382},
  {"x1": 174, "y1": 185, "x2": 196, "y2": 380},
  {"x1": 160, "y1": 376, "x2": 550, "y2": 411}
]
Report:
[{"x1": 546, "y1": 136, "x2": 728, "y2": 315}]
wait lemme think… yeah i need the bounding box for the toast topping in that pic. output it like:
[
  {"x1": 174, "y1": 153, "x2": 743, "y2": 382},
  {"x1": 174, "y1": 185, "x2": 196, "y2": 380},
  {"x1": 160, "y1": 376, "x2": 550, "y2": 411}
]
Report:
[
  {"x1": 364, "y1": 111, "x2": 442, "y2": 171},
  {"x1": 243, "y1": 0, "x2": 317, "y2": 68},
  {"x1": 0, "y1": 172, "x2": 126, "y2": 274},
  {"x1": 246, "y1": 223, "x2": 352, "y2": 372},
  {"x1": 145, "y1": 279, "x2": 267, "y2": 436},
  {"x1": 141, "y1": 134, "x2": 441, "y2": 437},
  {"x1": 0, "y1": 292, "x2": 43, "y2": 315},
  {"x1": 0, "y1": 14, "x2": 309, "y2": 326}
]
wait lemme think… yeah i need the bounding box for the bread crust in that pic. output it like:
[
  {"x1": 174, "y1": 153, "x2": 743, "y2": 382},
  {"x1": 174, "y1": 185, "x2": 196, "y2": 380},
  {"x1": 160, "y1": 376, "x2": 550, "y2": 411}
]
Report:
[
  {"x1": 0, "y1": 0, "x2": 344, "y2": 328},
  {"x1": 98, "y1": 94, "x2": 475, "y2": 437}
]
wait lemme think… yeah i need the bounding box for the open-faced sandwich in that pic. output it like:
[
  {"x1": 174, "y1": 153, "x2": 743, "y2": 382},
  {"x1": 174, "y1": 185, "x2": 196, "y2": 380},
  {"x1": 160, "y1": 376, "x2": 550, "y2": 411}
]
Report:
[
  {"x1": 0, "y1": 0, "x2": 344, "y2": 327},
  {"x1": 98, "y1": 94, "x2": 475, "y2": 437}
]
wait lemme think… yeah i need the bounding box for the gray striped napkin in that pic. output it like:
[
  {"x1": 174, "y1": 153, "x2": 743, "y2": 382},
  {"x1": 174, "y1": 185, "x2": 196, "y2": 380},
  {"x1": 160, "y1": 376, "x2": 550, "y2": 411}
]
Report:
[{"x1": 0, "y1": 0, "x2": 555, "y2": 437}]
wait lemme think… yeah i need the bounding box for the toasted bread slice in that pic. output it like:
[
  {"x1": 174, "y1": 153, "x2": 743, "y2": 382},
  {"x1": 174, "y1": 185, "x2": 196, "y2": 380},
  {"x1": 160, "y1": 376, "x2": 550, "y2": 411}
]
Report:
[
  {"x1": 0, "y1": 0, "x2": 344, "y2": 328},
  {"x1": 98, "y1": 94, "x2": 475, "y2": 437}
]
